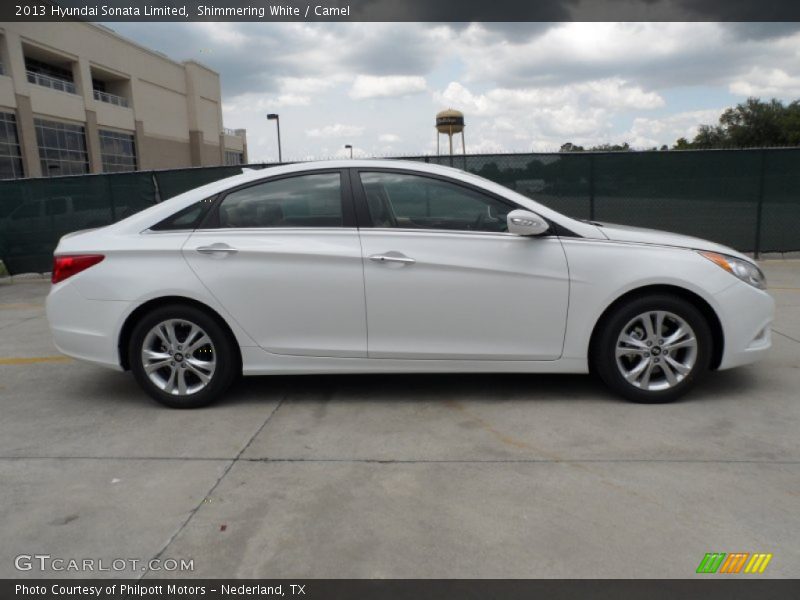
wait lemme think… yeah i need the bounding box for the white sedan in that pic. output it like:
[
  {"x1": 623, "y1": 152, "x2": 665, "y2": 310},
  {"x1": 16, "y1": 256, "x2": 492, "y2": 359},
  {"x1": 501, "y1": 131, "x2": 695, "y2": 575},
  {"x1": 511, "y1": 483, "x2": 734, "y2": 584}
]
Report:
[{"x1": 46, "y1": 160, "x2": 773, "y2": 408}]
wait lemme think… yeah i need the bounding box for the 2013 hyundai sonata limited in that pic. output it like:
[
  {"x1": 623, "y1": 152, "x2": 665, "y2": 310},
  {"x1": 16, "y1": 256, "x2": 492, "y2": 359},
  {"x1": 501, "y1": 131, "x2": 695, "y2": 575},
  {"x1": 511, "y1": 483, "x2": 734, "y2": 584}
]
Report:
[{"x1": 46, "y1": 160, "x2": 773, "y2": 408}]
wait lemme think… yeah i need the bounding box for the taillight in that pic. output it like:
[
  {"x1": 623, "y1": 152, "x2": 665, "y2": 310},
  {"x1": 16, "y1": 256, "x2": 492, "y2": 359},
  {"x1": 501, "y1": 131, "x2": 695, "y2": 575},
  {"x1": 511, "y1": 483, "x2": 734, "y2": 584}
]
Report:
[{"x1": 52, "y1": 254, "x2": 105, "y2": 284}]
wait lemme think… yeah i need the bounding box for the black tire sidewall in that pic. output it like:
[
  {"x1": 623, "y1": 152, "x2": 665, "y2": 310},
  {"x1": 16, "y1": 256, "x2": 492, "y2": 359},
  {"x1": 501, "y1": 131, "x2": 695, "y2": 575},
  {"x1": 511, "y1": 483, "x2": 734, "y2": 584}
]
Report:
[
  {"x1": 594, "y1": 294, "x2": 713, "y2": 404},
  {"x1": 129, "y1": 304, "x2": 236, "y2": 408}
]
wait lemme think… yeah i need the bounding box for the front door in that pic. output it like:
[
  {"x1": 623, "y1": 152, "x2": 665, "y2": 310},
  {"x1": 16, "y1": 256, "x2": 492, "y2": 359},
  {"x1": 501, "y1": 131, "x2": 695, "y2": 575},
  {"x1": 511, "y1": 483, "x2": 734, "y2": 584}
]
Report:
[{"x1": 355, "y1": 170, "x2": 570, "y2": 360}]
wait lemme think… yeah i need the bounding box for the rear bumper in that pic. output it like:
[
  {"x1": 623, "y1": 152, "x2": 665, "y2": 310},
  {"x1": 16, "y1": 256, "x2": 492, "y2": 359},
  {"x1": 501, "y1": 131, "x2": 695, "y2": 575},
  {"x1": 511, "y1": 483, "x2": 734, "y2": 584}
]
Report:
[
  {"x1": 46, "y1": 281, "x2": 127, "y2": 371},
  {"x1": 714, "y1": 280, "x2": 774, "y2": 370}
]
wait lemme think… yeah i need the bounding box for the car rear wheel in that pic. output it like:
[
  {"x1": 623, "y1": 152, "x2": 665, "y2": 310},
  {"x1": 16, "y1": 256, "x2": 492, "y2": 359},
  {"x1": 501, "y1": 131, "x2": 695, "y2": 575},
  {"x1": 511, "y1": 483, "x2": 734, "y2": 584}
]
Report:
[
  {"x1": 129, "y1": 304, "x2": 237, "y2": 408},
  {"x1": 593, "y1": 294, "x2": 713, "y2": 403}
]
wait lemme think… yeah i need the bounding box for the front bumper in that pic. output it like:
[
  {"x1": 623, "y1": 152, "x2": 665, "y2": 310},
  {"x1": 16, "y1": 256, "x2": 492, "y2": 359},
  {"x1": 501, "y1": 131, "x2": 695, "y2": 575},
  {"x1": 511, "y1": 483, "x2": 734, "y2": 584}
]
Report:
[{"x1": 714, "y1": 279, "x2": 774, "y2": 370}]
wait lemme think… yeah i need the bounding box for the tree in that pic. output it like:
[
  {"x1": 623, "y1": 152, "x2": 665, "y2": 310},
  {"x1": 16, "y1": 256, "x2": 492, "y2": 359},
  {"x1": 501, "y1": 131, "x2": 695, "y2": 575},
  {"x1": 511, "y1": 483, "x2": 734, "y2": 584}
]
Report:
[
  {"x1": 559, "y1": 142, "x2": 631, "y2": 152},
  {"x1": 589, "y1": 142, "x2": 631, "y2": 152},
  {"x1": 559, "y1": 142, "x2": 585, "y2": 152},
  {"x1": 674, "y1": 97, "x2": 800, "y2": 149}
]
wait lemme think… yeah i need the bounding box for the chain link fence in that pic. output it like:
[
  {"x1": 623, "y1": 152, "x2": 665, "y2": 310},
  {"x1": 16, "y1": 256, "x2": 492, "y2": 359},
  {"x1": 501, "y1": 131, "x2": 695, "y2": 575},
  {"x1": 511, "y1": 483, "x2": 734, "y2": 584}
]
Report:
[{"x1": 1, "y1": 148, "x2": 798, "y2": 275}]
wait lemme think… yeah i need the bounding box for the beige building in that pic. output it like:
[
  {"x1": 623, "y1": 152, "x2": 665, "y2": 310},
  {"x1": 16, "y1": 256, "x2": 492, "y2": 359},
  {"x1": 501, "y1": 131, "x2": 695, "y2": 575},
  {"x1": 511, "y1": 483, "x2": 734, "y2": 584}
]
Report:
[{"x1": 0, "y1": 21, "x2": 247, "y2": 179}]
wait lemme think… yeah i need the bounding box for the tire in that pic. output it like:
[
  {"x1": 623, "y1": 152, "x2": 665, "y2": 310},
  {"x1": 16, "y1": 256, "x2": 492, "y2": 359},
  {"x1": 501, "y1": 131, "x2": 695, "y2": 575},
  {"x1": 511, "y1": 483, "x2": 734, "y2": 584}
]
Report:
[
  {"x1": 592, "y1": 294, "x2": 713, "y2": 403},
  {"x1": 129, "y1": 304, "x2": 238, "y2": 408}
]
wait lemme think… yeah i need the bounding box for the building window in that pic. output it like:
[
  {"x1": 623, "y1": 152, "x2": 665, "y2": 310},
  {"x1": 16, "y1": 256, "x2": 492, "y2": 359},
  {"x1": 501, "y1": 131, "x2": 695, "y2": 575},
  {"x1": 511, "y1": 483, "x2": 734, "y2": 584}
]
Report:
[
  {"x1": 25, "y1": 57, "x2": 76, "y2": 94},
  {"x1": 0, "y1": 112, "x2": 24, "y2": 179},
  {"x1": 99, "y1": 129, "x2": 137, "y2": 172},
  {"x1": 34, "y1": 118, "x2": 89, "y2": 176},
  {"x1": 25, "y1": 57, "x2": 73, "y2": 82},
  {"x1": 225, "y1": 150, "x2": 244, "y2": 165}
]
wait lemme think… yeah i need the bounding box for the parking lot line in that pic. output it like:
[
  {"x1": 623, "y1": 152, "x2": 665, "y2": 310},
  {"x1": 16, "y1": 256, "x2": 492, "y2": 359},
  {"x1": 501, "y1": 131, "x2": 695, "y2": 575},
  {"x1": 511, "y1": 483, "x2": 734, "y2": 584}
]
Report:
[
  {"x1": 0, "y1": 356, "x2": 72, "y2": 365},
  {"x1": 0, "y1": 303, "x2": 44, "y2": 310}
]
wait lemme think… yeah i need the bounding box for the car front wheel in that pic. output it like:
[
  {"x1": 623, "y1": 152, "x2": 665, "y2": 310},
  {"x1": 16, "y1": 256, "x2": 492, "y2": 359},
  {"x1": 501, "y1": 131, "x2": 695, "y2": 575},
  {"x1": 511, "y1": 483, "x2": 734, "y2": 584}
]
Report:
[
  {"x1": 593, "y1": 294, "x2": 713, "y2": 403},
  {"x1": 129, "y1": 304, "x2": 237, "y2": 408}
]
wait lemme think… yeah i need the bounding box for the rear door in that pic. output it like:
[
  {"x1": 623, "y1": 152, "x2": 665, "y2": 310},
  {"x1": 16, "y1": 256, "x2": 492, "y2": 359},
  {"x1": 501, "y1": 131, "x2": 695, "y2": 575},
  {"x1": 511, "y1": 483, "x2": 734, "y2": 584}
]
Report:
[{"x1": 183, "y1": 170, "x2": 367, "y2": 358}]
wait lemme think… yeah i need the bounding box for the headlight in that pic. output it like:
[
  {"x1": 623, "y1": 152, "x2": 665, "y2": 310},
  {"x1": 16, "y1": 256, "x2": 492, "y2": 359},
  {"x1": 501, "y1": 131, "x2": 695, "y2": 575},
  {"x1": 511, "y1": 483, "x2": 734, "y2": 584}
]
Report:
[{"x1": 698, "y1": 251, "x2": 766, "y2": 290}]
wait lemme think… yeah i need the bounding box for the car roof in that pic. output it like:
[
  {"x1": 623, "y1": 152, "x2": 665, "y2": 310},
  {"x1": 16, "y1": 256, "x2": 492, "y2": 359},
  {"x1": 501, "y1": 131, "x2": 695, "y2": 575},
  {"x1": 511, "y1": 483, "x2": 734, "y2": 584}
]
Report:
[{"x1": 247, "y1": 159, "x2": 471, "y2": 177}]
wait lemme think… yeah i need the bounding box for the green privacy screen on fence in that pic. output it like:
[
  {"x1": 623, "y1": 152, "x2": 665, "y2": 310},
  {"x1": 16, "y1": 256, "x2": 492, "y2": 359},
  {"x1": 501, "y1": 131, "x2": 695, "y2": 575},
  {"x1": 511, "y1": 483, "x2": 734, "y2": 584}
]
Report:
[
  {"x1": 1, "y1": 149, "x2": 799, "y2": 274},
  {"x1": 154, "y1": 165, "x2": 245, "y2": 201},
  {"x1": 0, "y1": 166, "x2": 246, "y2": 274},
  {"x1": 409, "y1": 148, "x2": 800, "y2": 253}
]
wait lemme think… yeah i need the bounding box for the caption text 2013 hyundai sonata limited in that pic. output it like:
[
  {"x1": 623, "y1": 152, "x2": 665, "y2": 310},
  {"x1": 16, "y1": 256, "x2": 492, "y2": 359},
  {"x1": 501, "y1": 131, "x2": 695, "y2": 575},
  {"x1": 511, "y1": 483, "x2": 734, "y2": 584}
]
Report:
[{"x1": 46, "y1": 160, "x2": 774, "y2": 408}]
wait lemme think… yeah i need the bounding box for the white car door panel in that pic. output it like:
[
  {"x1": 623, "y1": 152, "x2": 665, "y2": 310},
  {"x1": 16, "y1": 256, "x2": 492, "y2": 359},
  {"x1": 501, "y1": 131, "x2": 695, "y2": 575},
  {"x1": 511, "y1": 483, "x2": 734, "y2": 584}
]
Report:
[
  {"x1": 181, "y1": 171, "x2": 367, "y2": 358},
  {"x1": 360, "y1": 230, "x2": 570, "y2": 360},
  {"x1": 184, "y1": 228, "x2": 367, "y2": 357}
]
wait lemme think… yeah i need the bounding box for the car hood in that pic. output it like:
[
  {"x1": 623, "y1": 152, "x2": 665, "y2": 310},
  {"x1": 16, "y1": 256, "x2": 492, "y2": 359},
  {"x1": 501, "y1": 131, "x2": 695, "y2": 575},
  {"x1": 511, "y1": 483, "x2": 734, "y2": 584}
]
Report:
[{"x1": 595, "y1": 222, "x2": 752, "y2": 262}]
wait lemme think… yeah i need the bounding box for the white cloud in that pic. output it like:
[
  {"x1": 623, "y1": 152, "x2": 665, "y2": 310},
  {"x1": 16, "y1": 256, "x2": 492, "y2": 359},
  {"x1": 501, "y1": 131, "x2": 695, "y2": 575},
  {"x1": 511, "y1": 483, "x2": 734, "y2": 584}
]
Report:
[
  {"x1": 191, "y1": 22, "x2": 248, "y2": 47},
  {"x1": 277, "y1": 76, "x2": 343, "y2": 94},
  {"x1": 349, "y1": 75, "x2": 427, "y2": 99},
  {"x1": 222, "y1": 92, "x2": 311, "y2": 114},
  {"x1": 434, "y1": 78, "x2": 662, "y2": 120},
  {"x1": 463, "y1": 138, "x2": 506, "y2": 154},
  {"x1": 729, "y1": 68, "x2": 800, "y2": 97},
  {"x1": 334, "y1": 146, "x2": 367, "y2": 158},
  {"x1": 623, "y1": 109, "x2": 725, "y2": 148},
  {"x1": 112, "y1": 22, "x2": 800, "y2": 160},
  {"x1": 306, "y1": 123, "x2": 365, "y2": 138},
  {"x1": 454, "y1": 22, "x2": 728, "y2": 88},
  {"x1": 271, "y1": 94, "x2": 311, "y2": 107},
  {"x1": 579, "y1": 78, "x2": 664, "y2": 109},
  {"x1": 431, "y1": 77, "x2": 663, "y2": 146}
]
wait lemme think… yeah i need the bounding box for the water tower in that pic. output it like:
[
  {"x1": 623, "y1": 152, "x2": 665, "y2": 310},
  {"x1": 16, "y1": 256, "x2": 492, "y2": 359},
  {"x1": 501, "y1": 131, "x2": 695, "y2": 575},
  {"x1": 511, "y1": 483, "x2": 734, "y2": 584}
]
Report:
[{"x1": 436, "y1": 108, "x2": 466, "y2": 162}]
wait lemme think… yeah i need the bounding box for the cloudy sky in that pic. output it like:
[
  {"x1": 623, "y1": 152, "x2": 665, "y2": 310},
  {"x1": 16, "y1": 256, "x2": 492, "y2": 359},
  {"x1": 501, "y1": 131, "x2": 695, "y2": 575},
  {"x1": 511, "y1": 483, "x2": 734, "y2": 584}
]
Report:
[{"x1": 106, "y1": 22, "x2": 800, "y2": 162}]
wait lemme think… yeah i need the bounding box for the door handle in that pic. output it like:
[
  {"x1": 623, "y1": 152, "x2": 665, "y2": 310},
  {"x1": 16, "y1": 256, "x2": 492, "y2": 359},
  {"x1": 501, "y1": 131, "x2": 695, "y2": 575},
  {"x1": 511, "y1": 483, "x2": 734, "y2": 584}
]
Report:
[
  {"x1": 196, "y1": 244, "x2": 238, "y2": 254},
  {"x1": 368, "y1": 253, "x2": 415, "y2": 265}
]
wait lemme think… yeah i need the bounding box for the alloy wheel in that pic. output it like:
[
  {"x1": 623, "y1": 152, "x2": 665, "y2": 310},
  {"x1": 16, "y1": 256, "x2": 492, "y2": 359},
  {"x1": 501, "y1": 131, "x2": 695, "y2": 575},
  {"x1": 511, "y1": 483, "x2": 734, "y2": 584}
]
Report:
[
  {"x1": 141, "y1": 319, "x2": 216, "y2": 396},
  {"x1": 614, "y1": 310, "x2": 698, "y2": 391}
]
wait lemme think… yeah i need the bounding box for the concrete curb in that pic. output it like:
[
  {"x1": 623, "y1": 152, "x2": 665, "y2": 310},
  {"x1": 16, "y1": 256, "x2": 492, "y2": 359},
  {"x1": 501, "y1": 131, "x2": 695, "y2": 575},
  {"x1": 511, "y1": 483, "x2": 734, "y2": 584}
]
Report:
[
  {"x1": 758, "y1": 251, "x2": 800, "y2": 260},
  {"x1": 0, "y1": 272, "x2": 51, "y2": 284}
]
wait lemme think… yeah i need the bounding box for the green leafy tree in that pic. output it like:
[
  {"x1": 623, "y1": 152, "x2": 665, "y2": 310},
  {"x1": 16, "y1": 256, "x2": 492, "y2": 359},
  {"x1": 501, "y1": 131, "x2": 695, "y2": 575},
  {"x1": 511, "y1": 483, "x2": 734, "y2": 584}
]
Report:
[
  {"x1": 559, "y1": 142, "x2": 585, "y2": 152},
  {"x1": 589, "y1": 142, "x2": 631, "y2": 152},
  {"x1": 559, "y1": 142, "x2": 632, "y2": 152},
  {"x1": 675, "y1": 97, "x2": 800, "y2": 149}
]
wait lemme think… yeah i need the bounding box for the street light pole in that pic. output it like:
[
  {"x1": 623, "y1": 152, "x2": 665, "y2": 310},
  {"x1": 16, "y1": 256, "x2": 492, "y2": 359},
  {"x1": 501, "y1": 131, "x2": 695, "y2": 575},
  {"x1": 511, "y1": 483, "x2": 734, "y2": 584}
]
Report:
[
  {"x1": 267, "y1": 113, "x2": 282, "y2": 163},
  {"x1": 344, "y1": 144, "x2": 353, "y2": 159}
]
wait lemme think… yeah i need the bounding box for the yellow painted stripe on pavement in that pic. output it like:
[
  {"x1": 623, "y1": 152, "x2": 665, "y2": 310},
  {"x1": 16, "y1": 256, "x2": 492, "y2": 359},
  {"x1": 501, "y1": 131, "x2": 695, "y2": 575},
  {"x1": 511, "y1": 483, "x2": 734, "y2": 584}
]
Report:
[
  {"x1": 0, "y1": 303, "x2": 44, "y2": 309},
  {"x1": 0, "y1": 356, "x2": 73, "y2": 365}
]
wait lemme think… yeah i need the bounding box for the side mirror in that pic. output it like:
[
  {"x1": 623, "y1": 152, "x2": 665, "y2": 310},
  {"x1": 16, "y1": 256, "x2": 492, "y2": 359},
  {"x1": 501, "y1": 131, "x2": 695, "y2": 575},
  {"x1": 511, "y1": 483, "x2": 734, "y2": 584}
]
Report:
[{"x1": 507, "y1": 209, "x2": 549, "y2": 236}]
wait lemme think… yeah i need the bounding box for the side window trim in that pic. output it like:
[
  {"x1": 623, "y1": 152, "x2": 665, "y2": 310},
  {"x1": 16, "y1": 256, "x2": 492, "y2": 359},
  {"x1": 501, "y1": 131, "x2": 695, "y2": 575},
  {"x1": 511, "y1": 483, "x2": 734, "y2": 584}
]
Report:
[
  {"x1": 351, "y1": 167, "x2": 522, "y2": 232},
  {"x1": 200, "y1": 169, "x2": 356, "y2": 230},
  {"x1": 150, "y1": 194, "x2": 219, "y2": 231},
  {"x1": 348, "y1": 167, "x2": 374, "y2": 229}
]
